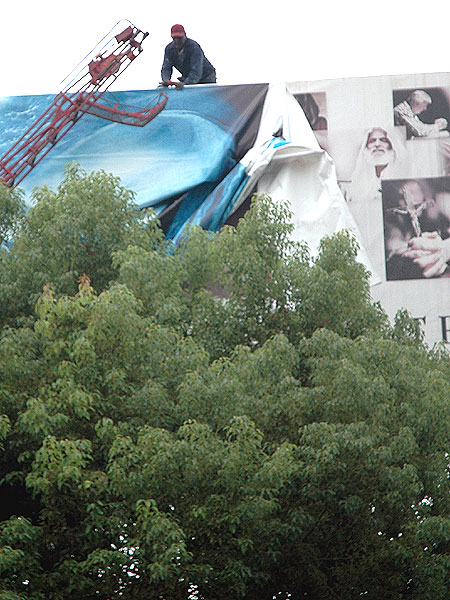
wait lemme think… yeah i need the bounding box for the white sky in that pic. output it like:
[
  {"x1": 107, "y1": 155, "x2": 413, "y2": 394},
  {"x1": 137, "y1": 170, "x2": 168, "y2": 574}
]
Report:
[{"x1": 2, "y1": 0, "x2": 450, "y2": 97}]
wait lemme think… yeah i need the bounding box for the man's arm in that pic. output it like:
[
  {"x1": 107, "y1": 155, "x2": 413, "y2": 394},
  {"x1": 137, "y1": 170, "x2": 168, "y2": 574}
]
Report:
[
  {"x1": 161, "y1": 46, "x2": 174, "y2": 83},
  {"x1": 394, "y1": 103, "x2": 446, "y2": 137},
  {"x1": 183, "y1": 43, "x2": 204, "y2": 85}
]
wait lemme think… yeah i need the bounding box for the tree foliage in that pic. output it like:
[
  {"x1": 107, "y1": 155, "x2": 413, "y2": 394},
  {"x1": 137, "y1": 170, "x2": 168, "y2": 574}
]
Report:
[
  {"x1": 0, "y1": 164, "x2": 161, "y2": 326},
  {"x1": 0, "y1": 168, "x2": 449, "y2": 599}
]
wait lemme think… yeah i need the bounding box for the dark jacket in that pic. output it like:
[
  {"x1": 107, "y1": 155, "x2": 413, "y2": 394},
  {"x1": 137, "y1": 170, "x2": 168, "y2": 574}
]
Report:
[{"x1": 161, "y1": 38, "x2": 216, "y2": 85}]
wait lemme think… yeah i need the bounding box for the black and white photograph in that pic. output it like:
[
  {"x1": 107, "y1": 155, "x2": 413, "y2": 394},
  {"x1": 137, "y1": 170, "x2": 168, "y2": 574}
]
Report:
[
  {"x1": 293, "y1": 92, "x2": 328, "y2": 149},
  {"x1": 330, "y1": 126, "x2": 407, "y2": 202},
  {"x1": 382, "y1": 176, "x2": 450, "y2": 280},
  {"x1": 293, "y1": 92, "x2": 328, "y2": 131},
  {"x1": 393, "y1": 87, "x2": 450, "y2": 140}
]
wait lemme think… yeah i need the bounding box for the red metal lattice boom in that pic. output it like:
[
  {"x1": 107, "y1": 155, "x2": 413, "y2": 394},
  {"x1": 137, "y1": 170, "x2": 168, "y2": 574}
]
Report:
[{"x1": 0, "y1": 23, "x2": 151, "y2": 187}]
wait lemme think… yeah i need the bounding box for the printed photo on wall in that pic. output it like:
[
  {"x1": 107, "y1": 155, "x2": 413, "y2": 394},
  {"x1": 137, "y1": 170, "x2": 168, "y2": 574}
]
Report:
[
  {"x1": 332, "y1": 126, "x2": 407, "y2": 204},
  {"x1": 326, "y1": 127, "x2": 408, "y2": 282},
  {"x1": 293, "y1": 92, "x2": 328, "y2": 149},
  {"x1": 393, "y1": 87, "x2": 450, "y2": 140},
  {"x1": 382, "y1": 177, "x2": 450, "y2": 280}
]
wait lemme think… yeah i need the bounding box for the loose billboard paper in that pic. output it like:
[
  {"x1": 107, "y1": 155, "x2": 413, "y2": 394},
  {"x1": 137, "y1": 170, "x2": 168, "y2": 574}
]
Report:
[{"x1": 0, "y1": 81, "x2": 357, "y2": 262}]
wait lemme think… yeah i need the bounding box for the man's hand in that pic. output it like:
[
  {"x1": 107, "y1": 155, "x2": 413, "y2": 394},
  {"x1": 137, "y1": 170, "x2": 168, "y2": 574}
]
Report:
[
  {"x1": 440, "y1": 138, "x2": 450, "y2": 159},
  {"x1": 158, "y1": 80, "x2": 184, "y2": 90},
  {"x1": 404, "y1": 231, "x2": 444, "y2": 255},
  {"x1": 402, "y1": 231, "x2": 450, "y2": 277},
  {"x1": 413, "y1": 253, "x2": 447, "y2": 277},
  {"x1": 435, "y1": 118, "x2": 448, "y2": 130}
]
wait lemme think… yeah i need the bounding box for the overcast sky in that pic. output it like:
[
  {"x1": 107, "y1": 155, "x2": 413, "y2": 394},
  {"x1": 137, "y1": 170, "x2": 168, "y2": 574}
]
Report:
[{"x1": 2, "y1": 0, "x2": 450, "y2": 97}]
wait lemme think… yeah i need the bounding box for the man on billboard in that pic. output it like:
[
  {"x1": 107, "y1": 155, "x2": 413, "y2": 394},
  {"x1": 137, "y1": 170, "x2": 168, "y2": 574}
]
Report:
[
  {"x1": 346, "y1": 127, "x2": 401, "y2": 204},
  {"x1": 394, "y1": 90, "x2": 449, "y2": 138}
]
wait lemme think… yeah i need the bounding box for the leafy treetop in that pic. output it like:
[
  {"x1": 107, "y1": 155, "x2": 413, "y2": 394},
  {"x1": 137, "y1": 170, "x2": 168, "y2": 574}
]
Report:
[{"x1": 0, "y1": 166, "x2": 448, "y2": 600}]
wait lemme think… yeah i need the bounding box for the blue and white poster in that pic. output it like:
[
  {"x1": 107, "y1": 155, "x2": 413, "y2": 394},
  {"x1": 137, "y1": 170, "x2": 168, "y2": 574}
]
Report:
[{"x1": 0, "y1": 82, "x2": 352, "y2": 251}]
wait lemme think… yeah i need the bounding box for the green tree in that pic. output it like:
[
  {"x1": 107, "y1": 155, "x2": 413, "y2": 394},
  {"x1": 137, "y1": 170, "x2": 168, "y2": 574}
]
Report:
[
  {"x1": 0, "y1": 178, "x2": 449, "y2": 599},
  {"x1": 0, "y1": 164, "x2": 162, "y2": 326},
  {"x1": 0, "y1": 183, "x2": 25, "y2": 248}
]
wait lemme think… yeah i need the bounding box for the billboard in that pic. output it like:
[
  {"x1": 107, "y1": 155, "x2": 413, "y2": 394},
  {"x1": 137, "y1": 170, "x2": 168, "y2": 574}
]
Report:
[
  {"x1": 288, "y1": 73, "x2": 450, "y2": 345},
  {"x1": 8, "y1": 77, "x2": 446, "y2": 344},
  {"x1": 0, "y1": 82, "x2": 358, "y2": 263}
]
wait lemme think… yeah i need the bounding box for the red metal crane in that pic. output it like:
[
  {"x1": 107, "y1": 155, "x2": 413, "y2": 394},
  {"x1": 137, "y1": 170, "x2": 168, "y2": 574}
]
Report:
[{"x1": 0, "y1": 22, "x2": 168, "y2": 188}]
